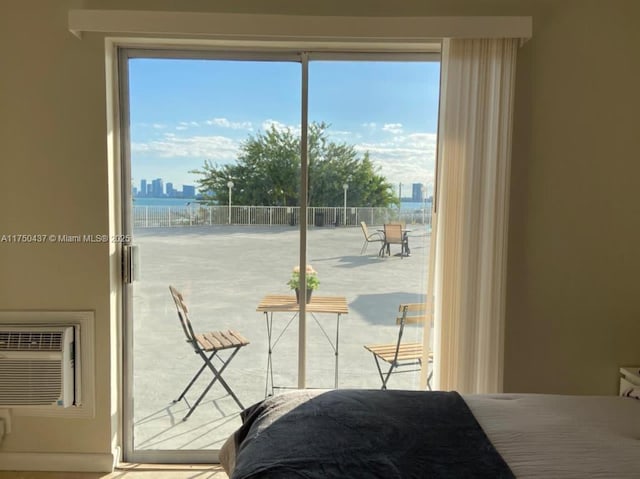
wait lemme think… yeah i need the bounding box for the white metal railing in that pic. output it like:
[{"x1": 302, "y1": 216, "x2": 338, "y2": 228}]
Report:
[{"x1": 132, "y1": 205, "x2": 432, "y2": 228}]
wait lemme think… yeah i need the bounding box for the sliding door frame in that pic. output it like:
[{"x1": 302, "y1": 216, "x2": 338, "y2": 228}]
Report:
[{"x1": 117, "y1": 45, "x2": 439, "y2": 464}]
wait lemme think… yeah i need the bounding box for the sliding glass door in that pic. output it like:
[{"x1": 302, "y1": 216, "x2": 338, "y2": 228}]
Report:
[
  {"x1": 120, "y1": 49, "x2": 439, "y2": 463},
  {"x1": 122, "y1": 52, "x2": 302, "y2": 461}
]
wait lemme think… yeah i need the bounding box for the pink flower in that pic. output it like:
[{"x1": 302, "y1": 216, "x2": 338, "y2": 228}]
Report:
[
  {"x1": 288, "y1": 265, "x2": 320, "y2": 290},
  {"x1": 292, "y1": 265, "x2": 316, "y2": 274}
]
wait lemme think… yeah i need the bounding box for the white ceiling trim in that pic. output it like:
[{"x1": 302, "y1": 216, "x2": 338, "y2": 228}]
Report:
[{"x1": 68, "y1": 10, "x2": 532, "y2": 47}]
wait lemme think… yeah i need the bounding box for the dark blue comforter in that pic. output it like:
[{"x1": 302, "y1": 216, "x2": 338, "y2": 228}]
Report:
[{"x1": 228, "y1": 389, "x2": 514, "y2": 478}]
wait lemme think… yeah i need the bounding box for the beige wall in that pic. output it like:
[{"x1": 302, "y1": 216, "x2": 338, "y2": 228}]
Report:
[
  {"x1": 505, "y1": 0, "x2": 640, "y2": 395},
  {"x1": 0, "y1": 0, "x2": 111, "y2": 455},
  {"x1": 0, "y1": 0, "x2": 638, "y2": 463}
]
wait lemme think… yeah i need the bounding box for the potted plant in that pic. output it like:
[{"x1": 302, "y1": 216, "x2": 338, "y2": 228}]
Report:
[{"x1": 287, "y1": 265, "x2": 320, "y2": 303}]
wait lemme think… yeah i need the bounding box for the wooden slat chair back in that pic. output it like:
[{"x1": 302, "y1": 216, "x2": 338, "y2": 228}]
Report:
[
  {"x1": 360, "y1": 221, "x2": 384, "y2": 255},
  {"x1": 168, "y1": 285, "x2": 249, "y2": 421},
  {"x1": 170, "y1": 285, "x2": 198, "y2": 344},
  {"x1": 382, "y1": 223, "x2": 408, "y2": 258},
  {"x1": 364, "y1": 302, "x2": 433, "y2": 390}
]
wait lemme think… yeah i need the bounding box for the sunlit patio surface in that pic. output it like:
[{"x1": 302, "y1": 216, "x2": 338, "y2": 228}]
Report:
[{"x1": 132, "y1": 224, "x2": 431, "y2": 453}]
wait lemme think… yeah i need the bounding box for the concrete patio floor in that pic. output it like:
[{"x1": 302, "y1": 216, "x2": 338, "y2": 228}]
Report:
[{"x1": 131, "y1": 224, "x2": 432, "y2": 454}]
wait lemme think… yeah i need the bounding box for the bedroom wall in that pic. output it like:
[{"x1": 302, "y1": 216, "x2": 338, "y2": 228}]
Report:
[
  {"x1": 0, "y1": 0, "x2": 638, "y2": 467},
  {"x1": 0, "y1": 0, "x2": 111, "y2": 459},
  {"x1": 503, "y1": 1, "x2": 640, "y2": 395}
]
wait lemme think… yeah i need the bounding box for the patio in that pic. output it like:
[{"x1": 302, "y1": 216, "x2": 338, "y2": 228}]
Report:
[{"x1": 131, "y1": 224, "x2": 431, "y2": 452}]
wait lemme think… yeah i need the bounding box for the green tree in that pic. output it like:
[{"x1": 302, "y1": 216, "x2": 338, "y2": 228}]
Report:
[{"x1": 191, "y1": 122, "x2": 398, "y2": 207}]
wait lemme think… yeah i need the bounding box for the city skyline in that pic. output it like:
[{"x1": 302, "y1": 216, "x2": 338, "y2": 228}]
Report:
[
  {"x1": 134, "y1": 177, "x2": 196, "y2": 198},
  {"x1": 133, "y1": 175, "x2": 431, "y2": 202}
]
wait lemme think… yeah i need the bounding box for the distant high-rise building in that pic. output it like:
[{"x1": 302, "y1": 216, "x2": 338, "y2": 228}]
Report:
[
  {"x1": 140, "y1": 179, "x2": 147, "y2": 197},
  {"x1": 182, "y1": 185, "x2": 196, "y2": 198},
  {"x1": 151, "y1": 178, "x2": 164, "y2": 197},
  {"x1": 166, "y1": 182, "x2": 174, "y2": 196},
  {"x1": 412, "y1": 183, "x2": 424, "y2": 202}
]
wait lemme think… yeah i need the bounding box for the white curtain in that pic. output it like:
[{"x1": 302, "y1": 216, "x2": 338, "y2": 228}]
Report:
[{"x1": 429, "y1": 38, "x2": 519, "y2": 394}]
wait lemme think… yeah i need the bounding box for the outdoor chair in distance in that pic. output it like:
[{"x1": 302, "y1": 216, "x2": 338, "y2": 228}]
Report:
[
  {"x1": 380, "y1": 223, "x2": 409, "y2": 258},
  {"x1": 360, "y1": 221, "x2": 384, "y2": 255},
  {"x1": 363, "y1": 303, "x2": 433, "y2": 390},
  {"x1": 168, "y1": 285, "x2": 249, "y2": 421}
]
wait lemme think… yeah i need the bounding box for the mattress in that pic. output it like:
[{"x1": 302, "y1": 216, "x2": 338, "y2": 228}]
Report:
[
  {"x1": 221, "y1": 391, "x2": 640, "y2": 478},
  {"x1": 464, "y1": 394, "x2": 640, "y2": 478}
]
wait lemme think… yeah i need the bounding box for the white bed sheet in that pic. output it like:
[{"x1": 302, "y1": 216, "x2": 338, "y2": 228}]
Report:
[{"x1": 464, "y1": 394, "x2": 640, "y2": 478}]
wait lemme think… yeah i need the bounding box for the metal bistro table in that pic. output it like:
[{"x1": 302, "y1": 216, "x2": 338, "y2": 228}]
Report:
[{"x1": 256, "y1": 294, "x2": 349, "y2": 397}]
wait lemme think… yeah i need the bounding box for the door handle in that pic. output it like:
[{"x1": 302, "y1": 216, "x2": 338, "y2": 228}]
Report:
[{"x1": 122, "y1": 244, "x2": 140, "y2": 284}]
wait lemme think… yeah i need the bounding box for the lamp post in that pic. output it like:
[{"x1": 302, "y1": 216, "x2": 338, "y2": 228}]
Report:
[
  {"x1": 227, "y1": 180, "x2": 234, "y2": 225},
  {"x1": 421, "y1": 185, "x2": 426, "y2": 225},
  {"x1": 342, "y1": 183, "x2": 349, "y2": 226}
]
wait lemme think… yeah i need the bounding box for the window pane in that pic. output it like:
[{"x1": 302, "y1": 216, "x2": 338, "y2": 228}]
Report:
[
  {"x1": 127, "y1": 58, "x2": 301, "y2": 452},
  {"x1": 306, "y1": 60, "x2": 439, "y2": 390}
]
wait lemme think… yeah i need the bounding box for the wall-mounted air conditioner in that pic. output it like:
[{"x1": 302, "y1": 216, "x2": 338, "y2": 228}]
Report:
[{"x1": 0, "y1": 326, "x2": 76, "y2": 407}]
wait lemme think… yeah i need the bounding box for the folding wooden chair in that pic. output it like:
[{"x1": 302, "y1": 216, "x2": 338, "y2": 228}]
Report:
[
  {"x1": 169, "y1": 286, "x2": 249, "y2": 421},
  {"x1": 364, "y1": 303, "x2": 433, "y2": 390}
]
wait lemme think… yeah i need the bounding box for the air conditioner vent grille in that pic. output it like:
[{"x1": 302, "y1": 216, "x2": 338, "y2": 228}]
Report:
[
  {"x1": 0, "y1": 359, "x2": 63, "y2": 405},
  {"x1": 0, "y1": 331, "x2": 64, "y2": 352}
]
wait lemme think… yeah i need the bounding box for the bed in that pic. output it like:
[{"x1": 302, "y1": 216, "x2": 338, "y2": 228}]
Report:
[{"x1": 220, "y1": 388, "x2": 640, "y2": 478}]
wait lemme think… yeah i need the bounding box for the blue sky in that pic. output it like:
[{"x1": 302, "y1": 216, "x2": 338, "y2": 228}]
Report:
[{"x1": 129, "y1": 58, "x2": 440, "y2": 195}]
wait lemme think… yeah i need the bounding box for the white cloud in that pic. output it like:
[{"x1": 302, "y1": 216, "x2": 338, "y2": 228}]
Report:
[
  {"x1": 354, "y1": 132, "x2": 437, "y2": 185},
  {"x1": 361, "y1": 122, "x2": 377, "y2": 130},
  {"x1": 206, "y1": 117, "x2": 253, "y2": 130},
  {"x1": 327, "y1": 129, "x2": 355, "y2": 139},
  {"x1": 382, "y1": 123, "x2": 404, "y2": 135},
  {"x1": 261, "y1": 119, "x2": 300, "y2": 134},
  {"x1": 132, "y1": 134, "x2": 240, "y2": 162},
  {"x1": 175, "y1": 121, "x2": 200, "y2": 130},
  {"x1": 403, "y1": 133, "x2": 437, "y2": 149},
  {"x1": 132, "y1": 122, "x2": 168, "y2": 130}
]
